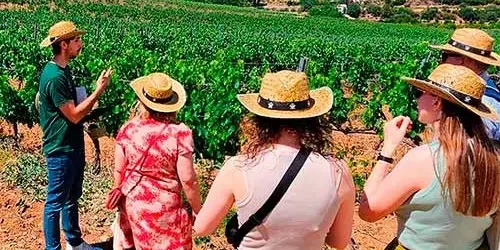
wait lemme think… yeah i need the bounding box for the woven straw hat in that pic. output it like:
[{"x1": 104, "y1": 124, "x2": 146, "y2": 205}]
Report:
[
  {"x1": 237, "y1": 70, "x2": 333, "y2": 119},
  {"x1": 40, "y1": 21, "x2": 86, "y2": 48},
  {"x1": 402, "y1": 64, "x2": 498, "y2": 121},
  {"x1": 131, "y1": 72, "x2": 186, "y2": 113},
  {"x1": 430, "y1": 28, "x2": 500, "y2": 66}
]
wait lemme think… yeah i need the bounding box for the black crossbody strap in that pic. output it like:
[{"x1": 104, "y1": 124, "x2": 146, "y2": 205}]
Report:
[{"x1": 231, "y1": 147, "x2": 311, "y2": 248}]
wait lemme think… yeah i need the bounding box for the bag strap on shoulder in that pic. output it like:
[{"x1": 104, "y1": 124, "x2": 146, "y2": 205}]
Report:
[{"x1": 230, "y1": 147, "x2": 311, "y2": 248}]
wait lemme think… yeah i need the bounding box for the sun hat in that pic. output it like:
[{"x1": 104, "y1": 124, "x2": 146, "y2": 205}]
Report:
[
  {"x1": 430, "y1": 28, "x2": 500, "y2": 66},
  {"x1": 237, "y1": 70, "x2": 333, "y2": 119},
  {"x1": 40, "y1": 21, "x2": 86, "y2": 48},
  {"x1": 130, "y1": 72, "x2": 187, "y2": 113},
  {"x1": 402, "y1": 63, "x2": 498, "y2": 121}
]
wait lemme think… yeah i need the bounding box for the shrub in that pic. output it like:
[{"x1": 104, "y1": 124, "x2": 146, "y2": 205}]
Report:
[
  {"x1": 459, "y1": 6, "x2": 479, "y2": 21},
  {"x1": 386, "y1": 13, "x2": 419, "y2": 23},
  {"x1": 421, "y1": 7, "x2": 439, "y2": 21},
  {"x1": 478, "y1": 6, "x2": 500, "y2": 22},
  {"x1": 2, "y1": 153, "x2": 46, "y2": 201},
  {"x1": 463, "y1": 0, "x2": 492, "y2": 5},
  {"x1": 381, "y1": 5, "x2": 395, "y2": 18},
  {"x1": 438, "y1": 0, "x2": 463, "y2": 4},
  {"x1": 392, "y1": 0, "x2": 406, "y2": 5},
  {"x1": 366, "y1": 4, "x2": 382, "y2": 16},
  {"x1": 347, "y1": 3, "x2": 361, "y2": 18},
  {"x1": 300, "y1": 0, "x2": 318, "y2": 11},
  {"x1": 309, "y1": 3, "x2": 343, "y2": 17}
]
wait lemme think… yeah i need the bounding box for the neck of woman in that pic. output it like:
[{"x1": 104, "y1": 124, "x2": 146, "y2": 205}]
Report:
[{"x1": 273, "y1": 129, "x2": 301, "y2": 150}]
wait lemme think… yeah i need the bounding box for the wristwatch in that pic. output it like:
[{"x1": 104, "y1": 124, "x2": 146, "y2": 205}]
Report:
[{"x1": 377, "y1": 153, "x2": 394, "y2": 164}]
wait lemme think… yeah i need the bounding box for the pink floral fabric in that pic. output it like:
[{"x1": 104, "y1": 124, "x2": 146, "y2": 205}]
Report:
[{"x1": 115, "y1": 117, "x2": 194, "y2": 250}]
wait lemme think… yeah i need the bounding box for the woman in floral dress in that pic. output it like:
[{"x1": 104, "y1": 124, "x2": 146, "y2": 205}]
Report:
[{"x1": 111, "y1": 72, "x2": 201, "y2": 250}]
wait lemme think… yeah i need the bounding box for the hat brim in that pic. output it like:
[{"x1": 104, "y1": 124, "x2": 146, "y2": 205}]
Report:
[
  {"x1": 402, "y1": 76, "x2": 499, "y2": 121},
  {"x1": 131, "y1": 76, "x2": 187, "y2": 113},
  {"x1": 237, "y1": 87, "x2": 333, "y2": 119},
  {"x1": 430, "y1": 44, "x2": 500, "y2": 66},
  {"x1": 40, "y1": 30, "x2": 86, "y2": 48}
]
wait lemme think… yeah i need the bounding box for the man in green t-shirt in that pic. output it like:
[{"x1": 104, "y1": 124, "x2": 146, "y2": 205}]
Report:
[{"x1": 39, "y1": 21, "x2": 112, "y2": 250}]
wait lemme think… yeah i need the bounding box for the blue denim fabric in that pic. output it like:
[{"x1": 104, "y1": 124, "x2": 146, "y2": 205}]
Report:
[
  {"x1": 481, "y1": 76, "x2": 500, "y2": 140},
  {"x1": 43, "y1": 150, "x2": 85, "y2": 250}
]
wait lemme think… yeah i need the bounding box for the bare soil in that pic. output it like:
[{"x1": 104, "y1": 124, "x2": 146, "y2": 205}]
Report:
[{"x1": 0, "y1": 121, "x2": 399, "y2": 249}]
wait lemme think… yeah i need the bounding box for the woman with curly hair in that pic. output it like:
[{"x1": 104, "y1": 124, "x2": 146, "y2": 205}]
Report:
[{"x1": 194, "y1": 70, "x2": 355, "y2": 250}]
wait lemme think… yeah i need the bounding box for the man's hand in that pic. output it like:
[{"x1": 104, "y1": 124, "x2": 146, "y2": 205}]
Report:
[
  {"x1": 96, "y1": 68, "x2": 113, "y2": 95},
  {"x1": 59, "y1": 68, "x2": 114, "y2": 124}
]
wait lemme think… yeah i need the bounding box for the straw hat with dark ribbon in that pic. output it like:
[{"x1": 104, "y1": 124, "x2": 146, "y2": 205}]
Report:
[
  {"x1": 237, "y1": 70, "x2": 333, "y2": 119},
  {"x1": 402, "y1": 64, "x2": 498, "y2": 121},
  {"x1": 430, "y1": 28, "x2": 500, "y2": 66},
  {"x1": 40, "y1": 21, "x2": 86, "y2": 48},
  {"x1": 131, "y1": 72, "x2": 187, "y2": 113}
]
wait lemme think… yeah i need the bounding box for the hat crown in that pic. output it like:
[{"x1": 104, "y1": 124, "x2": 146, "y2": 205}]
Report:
[
  {"x1": 143, "y1": 73, "x2": 174, "y2": 99},
  {"x1": 451, "y1": 28, "x2": 494, "y2": 51},
  {"x1": 259, "y1": 70, "x2": 310, "y2": 102},
  {"x1": 48, "y1": 21, "x2": 78, "y2": 38},
  {"x1": 428, "y1": 64, "x2": 485, "y2": 99}
]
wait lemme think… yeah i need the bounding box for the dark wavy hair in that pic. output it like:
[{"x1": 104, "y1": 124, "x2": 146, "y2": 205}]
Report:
[{"x1": 239, "y1": 114, "x2": 334, "y2": 159}]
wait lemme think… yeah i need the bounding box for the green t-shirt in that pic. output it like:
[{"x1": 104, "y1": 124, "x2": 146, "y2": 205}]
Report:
[{"x1": 39, "y1": 61, "x2": 84, "y2": 156}]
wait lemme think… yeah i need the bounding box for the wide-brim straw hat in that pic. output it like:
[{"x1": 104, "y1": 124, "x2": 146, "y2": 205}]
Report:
[
  {"x1": 430, "y1": 28, "x2": 500, "y2": 66},
  {"x1": 402, "y1": 64, "x2": 498, "y2": 121},
  {"x1": 131, "y1": 72, "x2": 186, "y2": 113},
  {"x1": 237, "y1": 70, "x2": 333, "y2": 119},
  {"x1": 40, "y1": 21, "x2": 86, "y2": 48}
]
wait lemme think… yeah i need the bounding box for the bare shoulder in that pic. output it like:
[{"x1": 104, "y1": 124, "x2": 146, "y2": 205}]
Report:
[
  {"x1": 326, "y1": 157, "x2": 355, "y2": 199},
  {"x1": 398, "y1": 144, "x2": 433, "y2": 167}
]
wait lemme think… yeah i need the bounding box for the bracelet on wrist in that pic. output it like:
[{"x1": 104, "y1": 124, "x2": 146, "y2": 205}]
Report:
[{"x1": 376, "y1": 153, "x2": 394, "y2": 164}]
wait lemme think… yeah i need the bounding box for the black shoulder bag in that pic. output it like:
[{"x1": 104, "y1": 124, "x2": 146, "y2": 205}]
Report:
[{"x1": 225, "y1": 148, "x2": 311, "y2": 249}]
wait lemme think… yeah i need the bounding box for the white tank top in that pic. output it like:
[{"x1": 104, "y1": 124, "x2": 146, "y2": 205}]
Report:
[{"x1": 231, "y1": 147, "x2": 343, "y2": 250}]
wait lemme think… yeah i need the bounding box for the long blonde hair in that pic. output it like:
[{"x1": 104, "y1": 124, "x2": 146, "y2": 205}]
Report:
[{"x1": 438, "y1": 100, "x2": 499, "y2": 216}]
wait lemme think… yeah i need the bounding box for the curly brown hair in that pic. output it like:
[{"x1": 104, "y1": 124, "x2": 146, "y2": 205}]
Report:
[{"x1": 239, "y1": 114, "x2": 334, "y2": 159}]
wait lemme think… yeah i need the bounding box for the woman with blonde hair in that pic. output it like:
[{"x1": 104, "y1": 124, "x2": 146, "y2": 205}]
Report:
[
  {"x1": 194, "y1": 70, "x2": 355, "y2": 250},
  {"x1": 106, "y1": 72, "x2": 201, "y2": 249},
  {"x1": 359, "y1": 64, "x2": 500, "y2": 250}
]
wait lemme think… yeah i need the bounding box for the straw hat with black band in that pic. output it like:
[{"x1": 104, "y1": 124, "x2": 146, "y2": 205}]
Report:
[
  {"x1": 402, "y1": 63, "x2": 499, "y2": 121},
  {"x1": 131, "y1": 72, "x2": 187, "y2": 113},
  {"x1": 237, "y1": 70, "x2": 333, "y2": 119},
  {"x1": 430, "y1": 28, "x2": 500, "y2": 66},
  {"x1": 40, "y1": 21, "x2": 86, "y2": 48}
]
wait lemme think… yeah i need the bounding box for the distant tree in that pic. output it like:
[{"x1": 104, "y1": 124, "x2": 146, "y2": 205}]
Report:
[
  {"x1": 438, "y1": 0, "x2": 462, "y2": 5},
  {"x1": 346, "y1": 3, "x2": 361, "y2": 17},
  {"x1": 366, "y1": 4, "x2": 382, "y2": 16},
  {"x1": 464, "y1": 0, "x2": 491, "y2": 5},
  {"x1": 381, "y1": 5, "x2": 395, "y2": 18},
  {"x1": 300, "y1": 0, "x2": 317, "y2": 11},
  {"x1": 421, "y1": 7, "x2": 439, "y2": 21},
  {"x1": 309, "y1": 3, "x2": 343, "y2": 17},
  {"x1": 459, "y1": 6, "x2": 479, "y2": 21},
  {"x1": 392, "y1": 0, "x2": 406, "y2": 5},
  {"x1": 478, "y1": 6, "x2": 500, "y2": 22}
]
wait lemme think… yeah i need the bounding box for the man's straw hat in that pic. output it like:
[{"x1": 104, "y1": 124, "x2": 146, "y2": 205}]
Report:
[
  {"x1": 131, "y1": 73, "x2": 187, "y2": 113},
  {"x1": 40, "y1": 21, "x2": 86, "y2": 48},
  {"x1": 430, "y1": 28, "x2": 500, "y2": 66},
  {"x1": 402, "y1": 64, "x2": 498, "y2": 121},
  {"x1": 237, "y1": 70, "x2": 333, "y2": 119}
]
